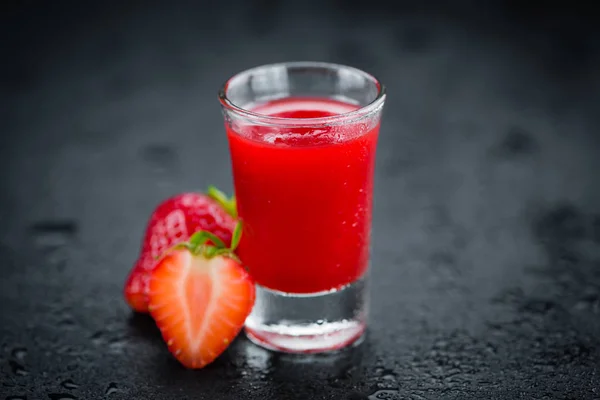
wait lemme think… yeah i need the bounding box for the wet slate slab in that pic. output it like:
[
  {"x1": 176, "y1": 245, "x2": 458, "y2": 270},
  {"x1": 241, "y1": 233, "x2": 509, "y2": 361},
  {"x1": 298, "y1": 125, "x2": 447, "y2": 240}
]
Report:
[{"x1": 1, "y1": 1, "x2": 599, "y2": 399}]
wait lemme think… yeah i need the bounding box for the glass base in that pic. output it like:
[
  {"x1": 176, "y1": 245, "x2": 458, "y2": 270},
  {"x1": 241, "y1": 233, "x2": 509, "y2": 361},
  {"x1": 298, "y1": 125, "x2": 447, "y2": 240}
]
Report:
[{"x1": 244, "y1": 277, "x2": 368, "y2": 354}]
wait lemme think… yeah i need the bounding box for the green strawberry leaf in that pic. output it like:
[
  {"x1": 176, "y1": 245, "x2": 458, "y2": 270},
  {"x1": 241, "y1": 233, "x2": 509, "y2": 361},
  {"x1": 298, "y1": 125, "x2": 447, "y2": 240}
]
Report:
[
  {"x1": 230, "y1": 221, "x2": 242, "y2": 252},
  {"x1": 207, "y1": 185, "x2": 238, "y2": 218},
  {"x1": 204, "y1": 245, "x2": 218, "y2": 258},
  {"x1": 188, "y1": 231, "x2": 210, "y2": 248},
  {"x1": 189, "y1": 230, "x2": 226, "y2": 250}
]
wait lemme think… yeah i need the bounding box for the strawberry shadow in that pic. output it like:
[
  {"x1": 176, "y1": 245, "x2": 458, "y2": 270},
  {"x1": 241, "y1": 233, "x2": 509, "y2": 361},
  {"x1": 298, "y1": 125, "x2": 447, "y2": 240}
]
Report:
[{"x1": 126, "y1": 312, "x2": 164, "y2": 345}]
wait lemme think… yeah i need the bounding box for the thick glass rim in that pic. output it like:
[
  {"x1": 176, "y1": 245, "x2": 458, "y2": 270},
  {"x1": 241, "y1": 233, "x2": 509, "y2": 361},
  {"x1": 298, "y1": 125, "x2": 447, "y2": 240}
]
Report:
[{"x1": 218, "y1": 61, "x2": 386, "y2": 127}]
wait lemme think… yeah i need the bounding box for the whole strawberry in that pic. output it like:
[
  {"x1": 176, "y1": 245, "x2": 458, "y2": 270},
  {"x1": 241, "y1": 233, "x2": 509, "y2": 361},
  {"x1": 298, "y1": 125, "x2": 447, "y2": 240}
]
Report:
[{"x1": 124, "y1": 186, "x2": 237, "y2": 313}]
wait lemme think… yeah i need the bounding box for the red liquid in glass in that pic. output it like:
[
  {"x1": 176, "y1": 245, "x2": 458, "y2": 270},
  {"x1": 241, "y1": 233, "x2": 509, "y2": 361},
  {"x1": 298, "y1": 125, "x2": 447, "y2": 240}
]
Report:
[{"x1": 226, "y1": 97, "x2": 380, "y2": 294}]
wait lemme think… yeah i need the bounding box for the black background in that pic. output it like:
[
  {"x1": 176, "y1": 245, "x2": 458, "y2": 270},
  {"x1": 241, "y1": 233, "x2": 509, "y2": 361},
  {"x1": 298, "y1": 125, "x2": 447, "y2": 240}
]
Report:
[{"x1": 1, "y1": 1, "x2": 600, "y2": 399}]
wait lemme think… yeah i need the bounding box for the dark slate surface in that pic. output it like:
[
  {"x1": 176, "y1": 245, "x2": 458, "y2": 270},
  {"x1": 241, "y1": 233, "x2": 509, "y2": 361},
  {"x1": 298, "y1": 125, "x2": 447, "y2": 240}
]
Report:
[{"x1": 1, "y1": 1, "x2": 600, "y2": 399}]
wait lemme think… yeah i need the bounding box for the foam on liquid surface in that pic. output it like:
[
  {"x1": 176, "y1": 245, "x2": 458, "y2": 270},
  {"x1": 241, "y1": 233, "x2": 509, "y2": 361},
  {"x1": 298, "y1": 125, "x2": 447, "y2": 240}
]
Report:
[
  {"x1": 240, "y1": 98, "x2": 366, "y2": 146},
  {"x1": 252, "y1": 98, "x2": 358, "y2": 118}
]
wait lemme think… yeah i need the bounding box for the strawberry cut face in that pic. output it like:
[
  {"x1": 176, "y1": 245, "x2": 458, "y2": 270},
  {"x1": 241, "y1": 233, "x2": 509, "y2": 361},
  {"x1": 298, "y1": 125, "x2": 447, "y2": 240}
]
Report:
[{"x1": 148, "y1": 250, "x2": 255, "y2": 369}]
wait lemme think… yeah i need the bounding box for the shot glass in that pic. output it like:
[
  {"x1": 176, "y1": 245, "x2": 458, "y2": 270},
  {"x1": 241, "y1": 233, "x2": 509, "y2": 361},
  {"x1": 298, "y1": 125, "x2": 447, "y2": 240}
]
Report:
[{"x1": 218, "y1": 62, "x2": 386, "y2": 353}]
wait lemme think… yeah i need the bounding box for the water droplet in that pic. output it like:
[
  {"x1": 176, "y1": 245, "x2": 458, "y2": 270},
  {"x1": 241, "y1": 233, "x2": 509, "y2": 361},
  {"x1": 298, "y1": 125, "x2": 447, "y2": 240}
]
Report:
[
  {"x1": 374, "y1": 367, "x2": 397, "y2": 379},
  {"x1": 368, "y1": 389, "x2": 400, "y2": 400},
  {"x1": 11, "y1": 348, "x2": 27, "y2": 361},
  {"x1": 327, "y1": 376, "x2": 344, "y2": 388},
  {"x1": 57, "y1": 345, "x2": 77, "y2": 356},
  {"x1": 485, "y1": 342, "x2": 498, "y2": 354},
  {"x1": 105, "y1": 383, "x2": 119, "y2": 396},
  {"x1": 574, "y1": 291, "x2": 600, "y2": 313},
  {"x1": 58, "y1": 318, "x2": 76, "y2": 329},
  {"x1": 497, "y1": 126, "x2": 538, "y2": 156},
  {"x1": 90, "y1": 331, "x2": 104, "y2": 345},
  {"x1": 29, "y1": 220, "x2": 77, "y2": 265},
  {"x1": 30, "y1": 220, "x2": 78, "y2": 236},
  {"x1": 316, "y1": 319, "x2": 325, "y2": 325},
  {"x1": 8, "y1": 360, "x2": 28, "y2": 376},
  {"x1": 243, "y1": 342, "x2": 272, "y2": 370},
  {"x1": 108, "y1": 338, "x2": 127, "y2": 353},
  {"x1": 30, "y1": 220, "x2": 77, "y2": 246},
  {"x1": 60, "y1": 379, "x2": 79, "y2": 390},
  {"x1": 519, "y1": 299, "x2": 555, "y2": 315},
  {"x1": 48, "y1": 394, "x2": 76, "y2": 400}
]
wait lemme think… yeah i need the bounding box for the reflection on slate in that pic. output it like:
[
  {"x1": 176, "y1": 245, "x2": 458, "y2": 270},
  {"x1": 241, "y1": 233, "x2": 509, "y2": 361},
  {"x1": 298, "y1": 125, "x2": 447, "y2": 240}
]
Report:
[{"x1": 0, "y1": 1, "x2": 599, "y2": 399}]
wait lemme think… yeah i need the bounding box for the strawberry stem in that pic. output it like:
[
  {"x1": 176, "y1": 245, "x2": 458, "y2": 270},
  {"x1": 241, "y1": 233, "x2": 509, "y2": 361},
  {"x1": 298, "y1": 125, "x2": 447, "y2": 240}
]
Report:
[
  {"x1": 189, "y1": 230, "x2": 226, "y2": 249},
  {"x1": 207, "y1": 185, "x2": 237, "y2": 218},
  {"x1": 185, "y1": 226, "x2": 242, "y2": 262},
  {"x1": 153, "y1": 225, "x2": 239, "y2": 262}
]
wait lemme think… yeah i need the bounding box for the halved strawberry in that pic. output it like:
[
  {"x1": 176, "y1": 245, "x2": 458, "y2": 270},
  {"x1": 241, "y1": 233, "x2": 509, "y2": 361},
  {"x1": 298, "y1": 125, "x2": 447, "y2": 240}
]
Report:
[
  {"x1": 147, "y1": 224, "x2": 255, "y2": 369},
  {"x1": 124, "y1": 186, "x2": 238, "y2": 313}
]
